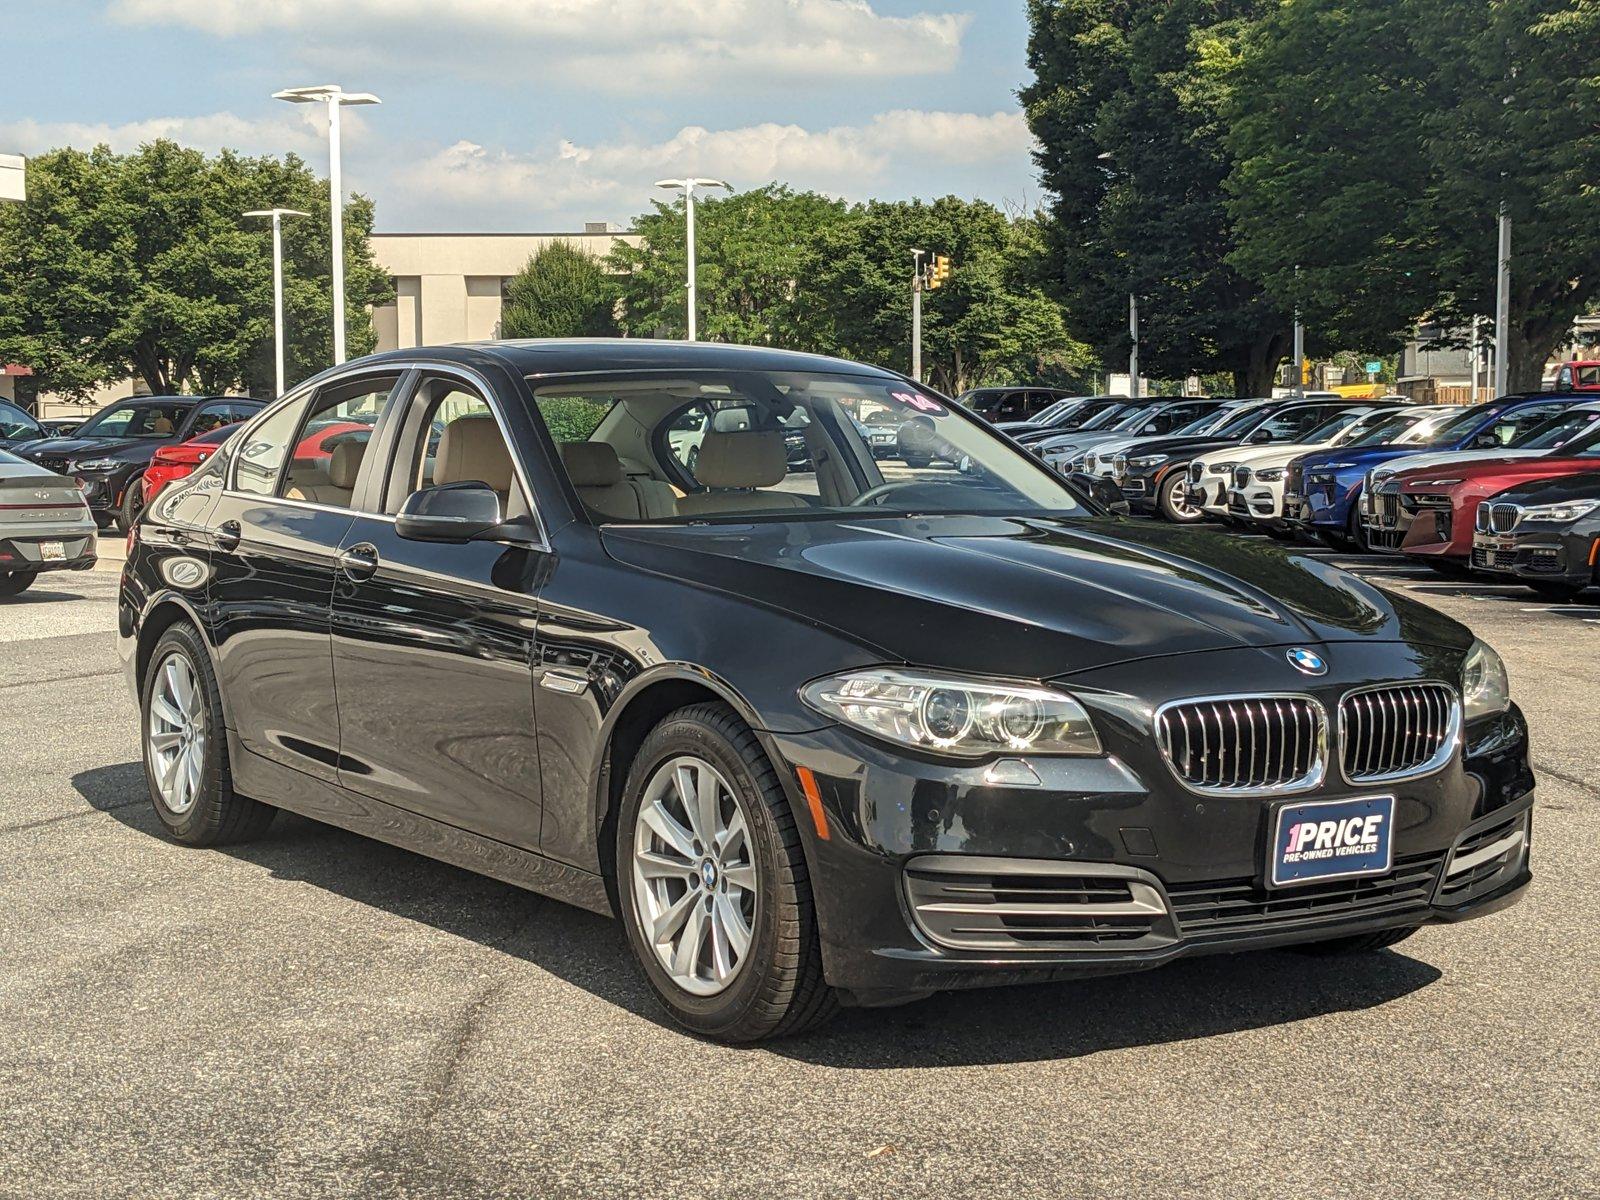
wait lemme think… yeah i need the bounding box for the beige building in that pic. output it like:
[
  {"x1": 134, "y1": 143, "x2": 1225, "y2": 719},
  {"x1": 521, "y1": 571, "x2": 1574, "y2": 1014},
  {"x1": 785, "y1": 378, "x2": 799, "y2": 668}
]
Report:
[{"x1": 370, "y1": 226, "x2": 638, "y2": 351}]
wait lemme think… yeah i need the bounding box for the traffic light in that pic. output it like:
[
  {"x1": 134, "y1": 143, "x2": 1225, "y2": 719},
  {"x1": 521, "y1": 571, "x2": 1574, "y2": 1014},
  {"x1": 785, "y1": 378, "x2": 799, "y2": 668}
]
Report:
[
  {"x1": 1300, "y1": 358, "x2": 1312, "y2": 385},
  {"x1": 927, "y1": 254, "x2": 952, "y2": 290}
]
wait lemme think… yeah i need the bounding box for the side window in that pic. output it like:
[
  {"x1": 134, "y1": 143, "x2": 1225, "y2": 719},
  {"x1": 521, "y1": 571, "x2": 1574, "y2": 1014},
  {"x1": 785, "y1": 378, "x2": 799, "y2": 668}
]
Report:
[
  {"x1": 187, "y1": 404, "x2": 239, "y2": 437},
  {"x1": 383, "y1": 375, "x2": 528, "y2": 519},
  {"x1": 534, "y1": 392, "x2": 614, "y2": 445},
  {"x1": 232, "y1": 398, "x2": 310, "y2": 496},
  {"x1": 661, "y1": 401, "x2": 752, "y2": 479},
  {"x1": 1557, "y1": 366, "x2": 1572, "y2": 389},
  {"x1": 280, "y1": 377, "x2": 395, "y2": 508}
]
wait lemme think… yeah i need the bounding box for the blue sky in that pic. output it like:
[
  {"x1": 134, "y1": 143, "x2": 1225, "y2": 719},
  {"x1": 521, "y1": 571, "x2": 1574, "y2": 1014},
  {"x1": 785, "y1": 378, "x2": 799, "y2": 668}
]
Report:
[{"x1": 7, "y1": 1, "x2": 1040, "y2": 231}]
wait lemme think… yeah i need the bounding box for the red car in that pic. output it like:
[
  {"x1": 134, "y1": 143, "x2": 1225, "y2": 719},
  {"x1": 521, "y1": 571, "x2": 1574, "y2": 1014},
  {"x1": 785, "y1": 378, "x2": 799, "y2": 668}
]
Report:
[
  {"x1": 143, "y1": 424, "x2": 239, "y2": 499},
  {"x1": 1393, "y1": 427, "x2": 1600, "y2": 566},
  {"x1": 1552, "y1": 361, "x2": 1600, "y2": 392}
]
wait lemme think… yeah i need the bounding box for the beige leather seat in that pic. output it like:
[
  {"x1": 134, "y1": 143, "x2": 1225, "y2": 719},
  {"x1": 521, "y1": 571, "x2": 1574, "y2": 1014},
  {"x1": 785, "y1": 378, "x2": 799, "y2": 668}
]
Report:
[
  {"x1": 285, "y1": 439, "x2": 366, "y2": 506},
  {"x1": 434, "y1": 415, "x2": 514, "y2": 505},
  {"x1": 561, "y1": 442, "x2": 676, "y2": 520},
  {"x1": 677, "y1": 430, "x2": 811, "y2": 516}
]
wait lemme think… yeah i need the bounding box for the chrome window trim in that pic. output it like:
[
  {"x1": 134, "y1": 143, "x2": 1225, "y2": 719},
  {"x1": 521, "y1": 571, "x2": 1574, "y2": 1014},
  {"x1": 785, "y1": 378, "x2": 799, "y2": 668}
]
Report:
[
  {"x1": 1336, "y1": 680, "x2": 1461, "y2": 786},
  {"x1": 1153, "y1": 692, "x2": 1329, "y2": 798},
  {"x1": 221, "y1": 359, "x2": 551, "y2": 553}
]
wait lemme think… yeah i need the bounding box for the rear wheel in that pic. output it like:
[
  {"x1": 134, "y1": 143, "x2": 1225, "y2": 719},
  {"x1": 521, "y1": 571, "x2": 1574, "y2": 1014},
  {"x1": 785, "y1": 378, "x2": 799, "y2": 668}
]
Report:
[
  {"x1": 141, "y1": 622, "x2": 276, "y2": 846},
  {"x1": 1291, "y1": 926, "x2": 1419, "y2": 955},
  {"x1": 1157, "y1": 471, "x2": 1202, "y2": 523},
  {"x1": 0, "y1": 571, "x2": 37, "y2": 597},
  {"x1": 616, "y1": 701, "x2": 837, "y2": 1042}
]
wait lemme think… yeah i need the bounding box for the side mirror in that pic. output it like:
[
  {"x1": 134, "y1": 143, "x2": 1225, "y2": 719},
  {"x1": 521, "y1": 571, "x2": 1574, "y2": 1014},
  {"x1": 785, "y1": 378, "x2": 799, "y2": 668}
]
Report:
[
  {"x1": 1246, "y1": 429, "x2": 1274, "y2": 444},
  {"x1": 1069, "y1": 471, "x2": 1130, "y2": 515},
  {"x1": 395, "y1": 481, "x2": 505, "y2": 543}
]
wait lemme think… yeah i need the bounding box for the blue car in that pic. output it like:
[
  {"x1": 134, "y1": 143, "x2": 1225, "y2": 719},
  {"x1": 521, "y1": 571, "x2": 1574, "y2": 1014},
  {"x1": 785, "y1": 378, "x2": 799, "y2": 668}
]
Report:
[{"x1": 1286, "y1": 393, "x2": 1594, "y2": 547}]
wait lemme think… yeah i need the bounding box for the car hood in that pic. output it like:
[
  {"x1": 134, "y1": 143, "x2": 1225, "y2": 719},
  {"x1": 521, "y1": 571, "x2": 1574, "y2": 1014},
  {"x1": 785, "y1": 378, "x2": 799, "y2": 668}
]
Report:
[
  {"x1": 1108, "y1": 434, "x2": 1241, "y2": 462},
  {"x1": 1396, "y1": 455, "x2": 1598, "y2": 490},
  {"x1": 1490, "y1": 470, "x2": 1600, "y2": 505},
  {"x1": 18, "y1": 434, "x2": 162, "y2": 462},
  {"x1": 601, "y1": 515, "x2": 1467, "y2": 679},
  {"x1": 1195, "y1": 439, "x2": 1331, "y2": 470},
  {"x1": 1034, "y1": 431, "x2": 1131, "y2": 455},
  {"x1": 1369, "y1": 447, "x2": 1549, "y2": 484}
]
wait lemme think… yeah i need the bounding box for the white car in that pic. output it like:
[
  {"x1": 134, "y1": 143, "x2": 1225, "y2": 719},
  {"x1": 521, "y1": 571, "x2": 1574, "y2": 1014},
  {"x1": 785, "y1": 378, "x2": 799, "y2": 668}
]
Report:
[
  {"x1": 0, "y1": 447, "x2": 98, "y2": 597},
  {"x1": 1075, "y1": 401, "x2": 1267, "y2": 478},
  {"x1": 1187, "y1": 404, "x2": 1414, "y2": 519},
  {"x1": 1218, "y1": 406, "x2": 1454, "y2": 533}
]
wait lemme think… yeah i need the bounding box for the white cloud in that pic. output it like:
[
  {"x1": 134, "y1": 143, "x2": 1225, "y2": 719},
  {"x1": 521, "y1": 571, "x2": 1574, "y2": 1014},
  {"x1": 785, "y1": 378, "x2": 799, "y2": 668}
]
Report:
[
  {"x1": 108, "y1": 0, "x2": 970, "y2": 87},
  {"x1": 406, "y1": 109, "x2": 1034, "y2": 217},
  {"x1": 0, "y1": 108, "x2": 360, "y2": 160}
]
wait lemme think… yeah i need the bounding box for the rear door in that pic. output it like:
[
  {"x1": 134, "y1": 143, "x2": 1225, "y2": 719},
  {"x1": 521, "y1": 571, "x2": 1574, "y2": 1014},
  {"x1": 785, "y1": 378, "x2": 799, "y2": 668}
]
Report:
[{"x1": 206, "y1": 372, "x2": 403, "y2": 782}]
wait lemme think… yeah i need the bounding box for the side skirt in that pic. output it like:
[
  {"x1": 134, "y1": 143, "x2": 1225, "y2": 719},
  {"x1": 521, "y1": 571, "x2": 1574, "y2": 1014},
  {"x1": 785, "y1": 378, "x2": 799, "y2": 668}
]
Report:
[{"x1": 231, "y1": 736, "x2": 614, "y2": 918}]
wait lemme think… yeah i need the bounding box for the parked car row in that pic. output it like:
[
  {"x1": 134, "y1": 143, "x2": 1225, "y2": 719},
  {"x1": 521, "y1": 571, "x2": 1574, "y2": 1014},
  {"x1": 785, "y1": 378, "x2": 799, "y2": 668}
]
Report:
[{"x1": 994, "y1": 388, "x2": 1600, "y2": 601}]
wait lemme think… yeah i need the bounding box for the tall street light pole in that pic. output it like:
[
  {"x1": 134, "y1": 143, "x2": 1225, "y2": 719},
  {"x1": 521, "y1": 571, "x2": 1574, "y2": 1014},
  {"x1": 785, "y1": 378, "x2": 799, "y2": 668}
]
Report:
[
  {"x1": 655, "y1": 178, "x2": 731, "y2": 341},
  {"x1": 1292, "y1": 265, "x2": 1306, "y2": 397},
  {"x1": 1494, "y1": 204, "x2": 1511, "y2": 397},
  {"x1": 910, "y1": 248, "x2": 927, "y2": 383},
  {"x1": 245, "y1": 208, "x2": 309, "y2": 397},
  {"x1": 1128, "y1": 293, "x2": 1139, "y2": 398},
  {"x1": 272, "y1": 85, "x2": 380, "y2": 365}
]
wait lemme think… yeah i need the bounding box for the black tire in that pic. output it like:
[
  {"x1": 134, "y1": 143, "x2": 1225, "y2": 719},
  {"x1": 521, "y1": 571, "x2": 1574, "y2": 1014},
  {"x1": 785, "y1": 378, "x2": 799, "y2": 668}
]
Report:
[
  {"x1": 1346, "y1": 502, "x2": 1370, "y2": 552},
  {"x1": 1290, "y1": 926, "x2": 1420, "y2": 955},
  {"x1": 0, "y1": 571, "x2": 37, "y2": 597},
  {"x1": 1423, "y1": 557, "x2": 1467, "y2": 576},
  {"x1": 140, "y1": 621, "x2": 276, "y2": 847},
  {"x1": 93, "y1": 512, "x2": 116, "y2": 531},
  {"x1": 901, "y1": 455, "x2": 931, "y2": 469},
  {"x1": 615, "y1": 701, "x2": 837, "y2": 1042},
  {"x1": 1157, "y1": 471, "x2": 1203, "y2": 523},
  {"x1": 1525, "y1": 579, "x2": 1587, "y2": 601},
  {"x1": 1265, "y1": 526, "x2": 1299, "y2": 543},
  {"x1": 117, "y1": 478, "x2": 146, "y2": 533}
]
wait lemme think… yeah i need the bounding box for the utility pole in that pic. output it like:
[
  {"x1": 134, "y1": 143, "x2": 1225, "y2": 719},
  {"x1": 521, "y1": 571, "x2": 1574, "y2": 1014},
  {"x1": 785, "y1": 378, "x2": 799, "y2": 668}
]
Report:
[
  {"x1": 1292, "y1": 265, "x2": 1305, "y2": 396},
  {"x1": 910, "y1": 249, "x2": 926, "y2": 382},
  {"x1": 244, "y1": 208, "x2": 309, "y2": 397},
  {"x1": 1468, "y1": 317, "x2": 1480, "y2": 401},
  {"x1": 1128, "y1": 293, "x2": 1139, "y2": 398},
  {"x1": 1494, "y1": 204, "x2": 1511, "y2": 397}
]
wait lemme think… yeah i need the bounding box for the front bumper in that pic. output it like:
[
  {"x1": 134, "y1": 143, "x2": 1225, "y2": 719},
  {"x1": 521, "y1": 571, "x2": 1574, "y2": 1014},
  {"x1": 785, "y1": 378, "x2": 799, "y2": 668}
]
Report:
[
  {"x1": 773, "y1": 650, "x2": 1533, "y2": 998},
  {"x1": 1471, "y1": 527, "x2": 1600, "y2": 587},
  {"x1": 75, "y1": 468, "x2": 139, "y2": 515}
]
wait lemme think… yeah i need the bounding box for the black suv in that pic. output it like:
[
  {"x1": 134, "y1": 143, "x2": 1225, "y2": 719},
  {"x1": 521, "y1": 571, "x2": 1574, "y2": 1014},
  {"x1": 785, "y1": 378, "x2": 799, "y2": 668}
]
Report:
[{"x1": 21, "y1": 395, "x2": 262, "y2": 530}]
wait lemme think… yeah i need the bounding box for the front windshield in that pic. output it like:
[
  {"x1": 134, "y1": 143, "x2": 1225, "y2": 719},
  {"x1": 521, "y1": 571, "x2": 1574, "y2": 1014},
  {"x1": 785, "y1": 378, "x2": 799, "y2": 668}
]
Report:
[
  {"x1": 1420, "y1": 402, "x2": 1496, "y2": 446},
  {"x1": 1516, "y1": 410, "x2": 1600, "y2": 450},
  {"x1": 1212, "y1": 404, "x2": 1277, "y2": 439},
  {"x1": 533, "y1": 370, "x2": 1089, "y2": 525},
  {"x1": 1108, "y1": 403, "x2": 1162, "y2": 431},
  {"x1": 1346, "y1": 411, "x2": 1426, "y2": 447},
  {"x1": 1032, "y1": 399, "x2": 1077, "y2": 425},
  {"x1": 1173, "y1": 406, "x2": 1239, "y2": 436},
  {"x1": 1304, "y1": 409, "x2": 1378, "y2": 444},
  {"x1": 0, "y1": 401, "x2": 40, "y2": 440},
  {"x1": 77, "y1": 401, "x2": 189, "y2": 439},
  {"x1": 1076, "y1": 402, "x2": 1138, "y2": 432}
]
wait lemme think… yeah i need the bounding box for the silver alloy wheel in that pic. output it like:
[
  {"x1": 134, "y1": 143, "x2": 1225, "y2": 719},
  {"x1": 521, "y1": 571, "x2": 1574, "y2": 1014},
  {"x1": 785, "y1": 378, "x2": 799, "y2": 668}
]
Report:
[
  {"x1": 1166, "y1": 474, "x2": 1202, "y2": 519},
  {"x1": 147, "y1": 650, "x2": 207, "y2": 816},
  {"x1": 631, "y1": 754, "x2": 758, "y2": 997}
]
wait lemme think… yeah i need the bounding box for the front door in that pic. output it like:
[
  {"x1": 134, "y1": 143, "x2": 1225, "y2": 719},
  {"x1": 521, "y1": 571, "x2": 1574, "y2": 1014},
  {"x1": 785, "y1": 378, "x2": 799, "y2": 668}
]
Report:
[{"x1": 329, "y1": 370, "x2": 549, "y2": 851}]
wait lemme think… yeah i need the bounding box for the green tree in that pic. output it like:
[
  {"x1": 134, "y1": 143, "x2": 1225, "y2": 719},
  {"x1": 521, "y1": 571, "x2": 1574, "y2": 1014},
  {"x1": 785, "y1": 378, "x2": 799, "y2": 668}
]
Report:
[
  {"x1": 0, "y1": 140, "x2": 390, "y2": 401},
  {"x1": 1222, "y1": 0, "x2": 1600, "y2": 391},
  {"x1": 501, "y1": 240, "x2": 619, "y2": 339},
  {"x1": 1023, "y1": 0, "x2": 1289, "y2": 398},
  {"x1": 609, "y1": 184, "x2": 850, "y2": 344},
  {"x1": 804, "y1": 196, "x2": 1090, "y2": 394}
]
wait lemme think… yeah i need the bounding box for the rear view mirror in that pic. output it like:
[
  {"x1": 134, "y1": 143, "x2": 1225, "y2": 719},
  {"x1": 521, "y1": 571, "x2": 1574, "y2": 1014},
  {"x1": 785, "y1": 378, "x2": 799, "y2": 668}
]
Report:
[{"x1": 396, "y1": 481, "x2": 504, "y2": 543}]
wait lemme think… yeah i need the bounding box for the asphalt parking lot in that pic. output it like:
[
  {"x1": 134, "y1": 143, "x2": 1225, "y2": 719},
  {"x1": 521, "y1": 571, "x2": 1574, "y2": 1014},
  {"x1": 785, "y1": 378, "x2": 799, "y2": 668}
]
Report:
[{"x1": 1, "y1": 540, "x2": 1596, "y2": 1200}]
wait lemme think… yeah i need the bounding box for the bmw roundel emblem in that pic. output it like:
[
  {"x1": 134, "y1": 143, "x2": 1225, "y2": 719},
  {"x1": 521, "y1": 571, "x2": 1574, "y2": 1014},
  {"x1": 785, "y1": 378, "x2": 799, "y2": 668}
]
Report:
[{"x1": 1286, "y1": 647, "x2": 1327, "y2": 676}]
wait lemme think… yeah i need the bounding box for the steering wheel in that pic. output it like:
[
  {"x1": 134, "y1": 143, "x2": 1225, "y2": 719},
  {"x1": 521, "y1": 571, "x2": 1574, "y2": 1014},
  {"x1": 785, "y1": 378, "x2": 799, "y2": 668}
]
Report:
[{"x1": 849, "y1": 479, "x2": 937, "y2": 507}]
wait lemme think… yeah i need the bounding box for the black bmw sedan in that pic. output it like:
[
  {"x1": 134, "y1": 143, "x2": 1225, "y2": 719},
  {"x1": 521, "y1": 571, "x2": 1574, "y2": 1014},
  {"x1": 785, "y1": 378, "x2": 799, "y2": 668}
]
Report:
[
  {"x1": 119, "y1": 341, "x2": 1533, "y2": 1042},
  {"x1": 1471, "y1": 470, "x2": 1600, "y2": 600}
]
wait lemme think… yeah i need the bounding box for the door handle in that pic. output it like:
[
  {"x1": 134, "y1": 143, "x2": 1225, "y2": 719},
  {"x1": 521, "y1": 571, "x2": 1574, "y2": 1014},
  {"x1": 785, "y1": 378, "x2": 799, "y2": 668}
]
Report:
[
  {"x1": 337, "y1": 543, "x2": 379, "y2": 582},
  {"x1": 215, "y1": 520, "x2": 241, "y2": 551}
]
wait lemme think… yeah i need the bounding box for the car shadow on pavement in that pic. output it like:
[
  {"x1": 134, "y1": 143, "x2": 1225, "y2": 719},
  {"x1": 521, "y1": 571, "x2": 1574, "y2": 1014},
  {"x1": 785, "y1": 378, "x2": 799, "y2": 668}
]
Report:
[{"x1": 80, "y1": 761, "x2": 1443, "y2": 1068}]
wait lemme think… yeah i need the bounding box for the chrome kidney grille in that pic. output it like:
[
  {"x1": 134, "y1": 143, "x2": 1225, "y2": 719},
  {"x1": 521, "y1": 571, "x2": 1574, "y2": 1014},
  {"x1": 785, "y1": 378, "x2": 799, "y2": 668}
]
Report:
[
  {"x1": 1339, "y1": 683, "x2": 1458, "y2": 783},
  {"x1": 1188, "y1": 461, "x2": 1205, "y2": 486},
  {"x1": 1156, "y1": 696, "x2": 1326, "y2": 795},
  {"x1": 1489, "y1": 503, "x2": 1521, "y2": 534},
  {"x1": 1231, "y1": 465, "x2": 1252, "y2": 490}
]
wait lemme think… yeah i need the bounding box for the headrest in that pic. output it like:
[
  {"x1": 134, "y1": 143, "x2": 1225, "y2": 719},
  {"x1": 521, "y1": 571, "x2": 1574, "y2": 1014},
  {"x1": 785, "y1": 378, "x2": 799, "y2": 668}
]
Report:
[
  {"x1": 434, "y1": 415, "x2": 514, "y2": 491},
  {"x1": 327, "y1": 439, "x2": 366, "y2": 488},
  {"x1": 694, "y1": 430, "x2": 788, "y2": 489},
  {"x1": 561, "y1": 441, "x2": 624, "y2": 488}
]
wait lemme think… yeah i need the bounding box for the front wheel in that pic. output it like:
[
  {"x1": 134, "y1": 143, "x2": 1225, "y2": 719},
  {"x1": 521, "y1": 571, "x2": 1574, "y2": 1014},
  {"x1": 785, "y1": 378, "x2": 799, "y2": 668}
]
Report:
[
  {"x1": 0, "y1": 571, "x2": 37, "y2": 597},
  {"x1": 1157, "y1": 472, "x2": 1202, "y2": 523},
  {"x1": 616, "y1": 702, "x2": 837, "y2": 1041},
  {"x1": 141, "y1": 622, "x2": 276, "y2": 846},
  {"x1": 117, "y1": 479, "x2": 146, "y2": 533}
]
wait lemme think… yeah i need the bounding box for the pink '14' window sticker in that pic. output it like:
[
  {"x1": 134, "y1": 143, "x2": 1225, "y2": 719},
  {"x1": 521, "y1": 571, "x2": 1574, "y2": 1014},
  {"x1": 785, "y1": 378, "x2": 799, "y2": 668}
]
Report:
[{"x1": 892, "y1": 390, "x2": 945, "y2": 415}]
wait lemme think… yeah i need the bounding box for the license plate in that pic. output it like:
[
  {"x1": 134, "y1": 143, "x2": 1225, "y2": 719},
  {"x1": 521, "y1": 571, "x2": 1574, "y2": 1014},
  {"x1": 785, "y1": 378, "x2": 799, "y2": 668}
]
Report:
[
  {"x1": 1270, "y1": 795, "x2": 1394, "y2": 887},
  {"x1": 1495, "y1": 537, "x2": 1516, "y2": 551},
  {"x1": 39, "y1": 541, "x2": 66, "y2": 562}
]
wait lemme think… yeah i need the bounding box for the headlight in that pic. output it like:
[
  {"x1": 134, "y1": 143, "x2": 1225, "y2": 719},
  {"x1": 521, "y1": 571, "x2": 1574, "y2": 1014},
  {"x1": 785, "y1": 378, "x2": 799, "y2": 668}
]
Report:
[
  {"x1": 1407, "y1": 478, "x2": 1462, "y2": 487},
  {"x1": 1321, "y1": 462, "x2": 1358, "y2": 470},
  {"x1": 1209, "y1": 462, "x2": 1235, "y2": 475},
  {"x1": 1520, "y1": 499, "x2": 1600, "y2": 524},
  {"x1": 801, "y1": 668, "x2": 1102, "y2": 758},
  {"x1": 1461, "y1": 639, "x2": 1510, "y2": 721},
  {"x1": 75, "y1": 458, "x2": 122, "y2": 472},
  {"x1": 1255, "y1": 467, "x2": 1285, "y2": 482},
  {"x1": 1128, "y1": 454, "x2": 1168, "y2": 469}
]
